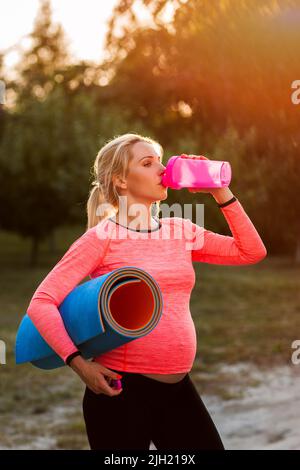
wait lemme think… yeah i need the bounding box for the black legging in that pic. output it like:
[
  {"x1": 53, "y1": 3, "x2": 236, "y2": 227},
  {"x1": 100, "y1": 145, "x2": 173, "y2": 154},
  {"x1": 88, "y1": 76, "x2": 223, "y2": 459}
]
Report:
[{"x1": 82, "y1": 369, "x2": 225, "y2": 450}]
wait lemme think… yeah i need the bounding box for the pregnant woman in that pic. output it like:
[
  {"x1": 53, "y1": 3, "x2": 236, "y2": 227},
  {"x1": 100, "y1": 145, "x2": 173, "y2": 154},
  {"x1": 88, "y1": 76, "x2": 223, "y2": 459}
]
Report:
[{"x1": 26, "y1": 132, "x2": 267, "y2": 450}]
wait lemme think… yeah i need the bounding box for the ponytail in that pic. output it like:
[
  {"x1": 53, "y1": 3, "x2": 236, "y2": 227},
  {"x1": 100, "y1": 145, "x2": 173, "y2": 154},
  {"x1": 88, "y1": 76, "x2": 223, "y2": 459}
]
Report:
[{"x1": 86, "y1": 185, "x2": 115, "y2": 231}]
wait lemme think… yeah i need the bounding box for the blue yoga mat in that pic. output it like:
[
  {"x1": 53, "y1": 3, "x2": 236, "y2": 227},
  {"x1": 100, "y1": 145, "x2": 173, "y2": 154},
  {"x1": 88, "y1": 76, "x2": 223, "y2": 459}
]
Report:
[{"x1": 15, "y1": 266, "x2": 163, "y2": 370}]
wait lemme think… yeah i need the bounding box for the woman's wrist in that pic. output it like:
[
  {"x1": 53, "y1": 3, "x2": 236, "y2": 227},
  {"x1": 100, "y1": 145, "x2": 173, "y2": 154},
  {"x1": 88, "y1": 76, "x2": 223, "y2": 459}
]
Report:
[
  {"x1": 69, "y1": 354, "x2": 88, "y2": 373},
  {"x1": 66, "y1": 350, "x2": 82, "y2": 366},
  {"x1": 210, "y1": 187, "x2": 235, "y2": 205}
]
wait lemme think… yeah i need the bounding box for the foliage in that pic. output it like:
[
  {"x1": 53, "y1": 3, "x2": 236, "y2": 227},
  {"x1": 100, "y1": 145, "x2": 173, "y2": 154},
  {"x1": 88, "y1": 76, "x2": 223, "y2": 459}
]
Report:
[{"x1": 0, "y1": 0, "x2": 299, "y2": 261}]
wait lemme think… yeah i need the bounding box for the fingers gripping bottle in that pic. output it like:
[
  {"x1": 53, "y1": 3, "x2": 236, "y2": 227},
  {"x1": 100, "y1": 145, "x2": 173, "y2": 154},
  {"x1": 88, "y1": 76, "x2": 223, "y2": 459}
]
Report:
[{"x1": 161, "y1": 155, "x2": 232, "y2": 190}]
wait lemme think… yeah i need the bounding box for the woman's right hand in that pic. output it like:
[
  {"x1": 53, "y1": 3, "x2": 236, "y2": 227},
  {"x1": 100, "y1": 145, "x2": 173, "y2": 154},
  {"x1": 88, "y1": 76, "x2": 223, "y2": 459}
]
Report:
[{"x1": 69, "y1": 355, "x2": 123, "y2": 396}]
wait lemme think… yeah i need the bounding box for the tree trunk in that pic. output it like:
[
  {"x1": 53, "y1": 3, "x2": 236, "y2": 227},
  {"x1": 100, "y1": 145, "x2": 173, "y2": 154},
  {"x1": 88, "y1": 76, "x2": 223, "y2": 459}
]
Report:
[
  {"x1": 48, "y1": 230, "x2": 57, "y2": 254},
  {"x1": 295, "y1": 238, "x2": 300, "y2": 264},
  {"x1": 30, "y1": 237, "x2": 39, "y2": 267}
]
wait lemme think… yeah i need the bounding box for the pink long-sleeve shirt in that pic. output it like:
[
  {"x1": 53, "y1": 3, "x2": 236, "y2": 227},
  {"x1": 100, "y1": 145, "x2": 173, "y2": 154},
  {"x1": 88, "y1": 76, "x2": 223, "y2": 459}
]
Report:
[{"x1": 26, "y1": 198, "x2": 267, "y2": 373}]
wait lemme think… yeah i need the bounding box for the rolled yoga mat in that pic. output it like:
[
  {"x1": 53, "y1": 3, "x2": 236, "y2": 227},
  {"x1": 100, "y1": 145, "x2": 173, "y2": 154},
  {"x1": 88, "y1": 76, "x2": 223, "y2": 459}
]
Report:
[{"x1": 15, "y1": 266, "x2": 163, "y2": 370}]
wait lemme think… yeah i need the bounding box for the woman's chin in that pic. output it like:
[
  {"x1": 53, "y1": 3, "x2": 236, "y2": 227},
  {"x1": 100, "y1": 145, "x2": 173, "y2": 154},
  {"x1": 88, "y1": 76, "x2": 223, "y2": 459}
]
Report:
[
  {"x1": 157, "y1": 188, "x2": 168, "y2": 200},
  {"x1": 151, "y1": 185, "x2": 168, "y2": 201}
]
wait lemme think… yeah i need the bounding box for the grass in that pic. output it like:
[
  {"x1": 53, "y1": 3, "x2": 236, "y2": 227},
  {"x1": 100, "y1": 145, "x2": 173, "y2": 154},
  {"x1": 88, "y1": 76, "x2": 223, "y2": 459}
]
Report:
[
  {"x1": 0, "y1": 225, "x2": 299, "y2": 448},
  {"x1": 192, "y1": 258, "x2": 300, "y2": 370}
]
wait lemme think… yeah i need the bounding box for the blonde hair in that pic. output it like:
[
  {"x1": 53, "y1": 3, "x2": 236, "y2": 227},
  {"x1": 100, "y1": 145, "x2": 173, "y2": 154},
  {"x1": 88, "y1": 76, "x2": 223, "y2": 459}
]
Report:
[{"x1": 86, "y1": 133, "x2": 164, "y2": 230}]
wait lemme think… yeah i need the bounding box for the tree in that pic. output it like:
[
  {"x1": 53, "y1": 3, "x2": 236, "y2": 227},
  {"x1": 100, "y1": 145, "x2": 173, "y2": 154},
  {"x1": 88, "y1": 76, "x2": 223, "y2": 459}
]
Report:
[
  {"x1": 100, "y1": 0, "x2": 300, "y2": 257},
  {"x1": 0, "y1": 0, "x2": 98, "y2": 266},
  {"x1": 14, "y1": 0, "x2": 70, "y2": 105}
]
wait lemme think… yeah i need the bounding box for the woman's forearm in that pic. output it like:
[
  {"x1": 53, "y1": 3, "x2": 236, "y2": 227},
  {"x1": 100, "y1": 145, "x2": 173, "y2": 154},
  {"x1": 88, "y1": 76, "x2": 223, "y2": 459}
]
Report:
[
  {"x1": 190, "y1": 197, "x2": 267, "y2": 265},
  {"x1": 210, "y1": 187, "x2": 235, "y2": 205}
]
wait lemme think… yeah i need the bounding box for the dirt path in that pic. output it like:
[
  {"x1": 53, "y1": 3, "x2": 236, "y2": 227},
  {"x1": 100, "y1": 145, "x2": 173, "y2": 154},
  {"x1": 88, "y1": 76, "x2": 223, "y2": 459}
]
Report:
[{"x1": 196, "y1": 362, "x2": 300, "y2": 450}]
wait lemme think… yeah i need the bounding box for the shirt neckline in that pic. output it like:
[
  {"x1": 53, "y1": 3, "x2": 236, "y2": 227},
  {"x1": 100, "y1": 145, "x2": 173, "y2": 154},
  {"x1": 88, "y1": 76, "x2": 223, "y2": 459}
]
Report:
[{"x1": 108, "y1": 216, "x2": 162, "y2": 232}]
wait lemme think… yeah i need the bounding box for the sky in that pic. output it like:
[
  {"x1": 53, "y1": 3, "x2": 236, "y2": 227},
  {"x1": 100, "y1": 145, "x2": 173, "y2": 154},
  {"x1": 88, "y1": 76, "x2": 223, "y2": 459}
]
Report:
[
  {"x1": 0, "y1": 0, "x2": 176, "y2": 79},
  {"x1": 0, "y1": 0, "x2": 122, "y2": 75}
]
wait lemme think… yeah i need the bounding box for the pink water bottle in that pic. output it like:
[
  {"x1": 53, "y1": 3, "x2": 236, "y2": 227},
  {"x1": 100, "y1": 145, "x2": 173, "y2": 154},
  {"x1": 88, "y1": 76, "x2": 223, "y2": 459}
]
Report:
[{"x1": 161, "y1": 155, "x2": 232, "y2": 190}]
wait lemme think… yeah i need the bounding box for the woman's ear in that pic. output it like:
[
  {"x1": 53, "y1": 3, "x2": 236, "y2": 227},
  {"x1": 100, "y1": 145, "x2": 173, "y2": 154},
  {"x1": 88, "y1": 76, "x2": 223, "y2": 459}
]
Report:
[{"x1": 113, "y1": 175, "x2": 127, "y2": 191}]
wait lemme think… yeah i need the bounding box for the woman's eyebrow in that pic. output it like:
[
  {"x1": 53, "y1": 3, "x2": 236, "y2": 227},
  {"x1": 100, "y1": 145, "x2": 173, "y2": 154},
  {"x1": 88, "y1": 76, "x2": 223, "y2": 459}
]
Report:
[{"x1": 139, "y1": 155, "x2": 162, "y2": 161}]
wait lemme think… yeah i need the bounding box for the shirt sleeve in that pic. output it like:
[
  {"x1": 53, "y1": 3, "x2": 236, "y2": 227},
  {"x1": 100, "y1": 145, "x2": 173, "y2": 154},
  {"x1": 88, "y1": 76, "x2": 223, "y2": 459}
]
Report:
[
  {"x1": 26, "y1": 225, "x2": 107, "y2": 363},
  {"x1": 185, "y1": 198, "x2": 267, "y2": 265}
]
